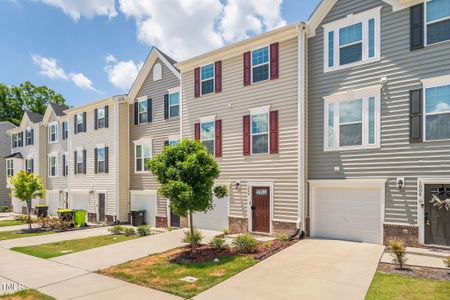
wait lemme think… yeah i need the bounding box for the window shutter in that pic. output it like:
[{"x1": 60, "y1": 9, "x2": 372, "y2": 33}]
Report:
[
  {"x1": 19, "y1": 132, "x2": 23, "y2": 147},
  {"x1": 94, "y1": 108, "x2": 98, "y2": 130},
  {"x1": 62, "y1": 155, "x2": 66, "y2": 176},
  {"x1": 194, "y1": 67, "x2": 200, "y2": 98},
  {"x1": 134, "y1": 102, "x2": 139, "y2": 125},
  {"x1": 194, "y1": 123, "x2": 200, "y2": 140},
  {"x1": 243, "y1": 115, "x2": 251, "y2": 155},
  {"x1": 74, "y1": 151, "x2": 77, "y2": 174},
  {"x1": 270, "y1": 110, "x2": 279, "y2": 154},
  {"x1": 164, "y1": 94, "x2": 169, "y2": 119},
  {"x1": 410, "y1": 89, "x2": 423, "y2": 143},
  {"x1": 215, "y1": 61, "x2": 222, "y2": 93},
  {"x1": 105, "y1": 105, "x2": 109, "y2": 128},
  {"x1": 83, "y1": 149, "x2": 87, "y2": 174},
  {"x1": 30, "y1": 129, "x2": 34, "y2": 145},
  {"x1": 270, "y1": 43, "x2": 279, "y2": 80},
  {"x1": 410, "y1": 4, "x2": 424, "y2": 50},
  {"x1": 243, "y1": 51, "x2": 251, "y2": 86},
  {"x1": 61, "y1": 123, "x2": 65, "y2": 140},
  {"x1": 215, "y1": 119, "x2": 222, "y2": 157},
  {"x1": 147, "y1": 98, "x2": 152, "y2": 123},
  {"x1": 31, "y1": 159, "x2": 34, "y2": 173},
  {"x1": 74, "y1": 116, "x2": 77, "y2": 134},
  {"x1": 164, "y1": 140, "x2": 169, "y2": 147},
  {"x1": 94, "y1": 148, "x2": 98, "y2": 174},
  {"x1": 82, "y1": 112, "x2": 87, "y2": 132},
  {"x1": 105, "y1": 147, "x2": 109, "y2": 173}
]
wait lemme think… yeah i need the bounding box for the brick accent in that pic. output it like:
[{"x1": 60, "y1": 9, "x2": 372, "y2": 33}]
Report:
[
  {"x1": 180, "y1": 216, "x2": 188, "y2": 228},
  {"x1": 156, "y1": 216, "x2": 168, "y2": 228},
  {"x1": 229, "y1": 217, "x2": 248, "y2": 234},
  {"x1": 272, "y1": 221, "x2": 298, "y2": 238},
  {"x1": 105, "y1": 215, "x2": 115, "y2": 225},
  {"x1": 383, "y1": 223, "x2": 419, "y2": 247},
  {"x1": 87, "y1": 213, "x2": 97, "y2": 223}
]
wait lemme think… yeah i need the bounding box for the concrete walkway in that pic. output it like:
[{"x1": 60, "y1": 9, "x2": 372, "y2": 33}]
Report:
[
  {"x1": 194, "y1": 239, "x2": 385, "y2": 300},
  {"x1": 381, "y1": 246, "x2": 450, "y2": 269},
  {"x1": 0, "y1": 223, "x2": 36, "y2": 232}
]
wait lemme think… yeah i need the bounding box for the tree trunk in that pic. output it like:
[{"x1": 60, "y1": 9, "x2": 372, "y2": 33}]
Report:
[
  {"x1": 27, "y1": 199, "x2": 32, "y2": 230},
  {"x1": 189, "y1": 211, "x2": 196, "y2": 253}
]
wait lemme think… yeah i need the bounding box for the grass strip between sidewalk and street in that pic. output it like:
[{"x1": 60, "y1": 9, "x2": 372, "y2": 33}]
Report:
[
  {"x1": 0, "y1": 220, "x2": 25, "y2": 227},
  {"x1": 0, "y1": 289, "x2": 55, "y2": 300}
]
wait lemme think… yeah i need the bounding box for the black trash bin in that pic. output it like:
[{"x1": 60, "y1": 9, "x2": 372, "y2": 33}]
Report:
[
  {"x1": 130, "y1": 210, "x2": 145, "y2": 226},
  {"x1": 35, "y1": 205, "x2": 49, "y2": 218}
]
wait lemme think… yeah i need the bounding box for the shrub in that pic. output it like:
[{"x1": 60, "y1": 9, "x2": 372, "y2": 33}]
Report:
[
  {"x1": 389, "y1": 239, "x2": 408, "y2": 269},
  {"x1": 0, "y1": 206, "x2": 10, "y2": 212},
  {"x1": 46, "y1": 218, "x2": 71, "y2": 231},
  {"x1": 123, "y1": 227, "x2": 136, "y2": 236},
  {"x1": 109, "y1": 225, "x2": 124, "y2": 235},
  {"x1": 182, "y1": 229, "x2": 204, "y2": 246},
  {"x1": 38, "y1": 217, "x2": 51, "y2": 228},
  {"x1": 137, "y1": 225, "x2": 152, "y2": 236},
  {"x1": 209, "y1": 237, "x2": 227, "y2": 250},
  {"x1": 232, "y1": 234, "x2": 258, "y2": 254},
  {"x1": 278, "y1": 234, "x2": 288, "y2": 242},
  {"x1": 223, "y1": 228, "x2": 230, "y2": 235},
  {"x1": 213, "y1": 185, "x2": 229, "y2": 199}
]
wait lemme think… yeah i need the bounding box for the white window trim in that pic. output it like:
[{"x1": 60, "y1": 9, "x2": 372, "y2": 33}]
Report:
[
  {"x1": 323, "y1": 6, "x2": 381, "y2": 73},
  {"x1": 200, "y1": 63, "x2": 215, "y2": 96},
  {"x1": 137, "y1": 96, "x2": 148, "y2": 124},
  {"x1": 168, "y1": 88, "x2": 180, "y2": 119},
  {"x1": 48, "y1": 153, "x2": 58, "y2": 178},
  {"x1": 75, "y1": 149, "x2": 84, "y2": 175},
  {"x1": 97, "y1": 146, "x2": 106, "y2": 173},
  {"x1": 76, "y1": 113, "x2": 84, "y2": 133},
  {"x1": 153, "y1": 63, "x2": 162, "y2": 81},
  {"x1": 133, "y1": 139, "x2": 152, "y2": 173},
  {"x1": 323, "y1": 85, "x2": 381, "y2": 151},
  {"x1": 250, "y1": 110, "x2": 270, "y2": 155},
  {"x1": 48, "y1": 121, "x2": 58, "y2": 143},
  {"x1": 62, "y1": 121, "x2": 68, "y2": 138},
  {"x1": 97, "y1": 106, "x2": 106, "y2": 129},
  {"x1": 25, "y1": 127, "x2": 33, "y2": 145},
  {"x1": 424, "y1": 0, "x2": 450, "y2": 47},
  {"x1": 200, "y1": 119, "x2": 215, "y2": 154},
  {"x1": 251, "y1": 45, "x2": 271, "y2": 84},
  {"x1": 421, "y1": 74, "x2": 450, "y2": 142},
  {"x1": 25, "y1": 158, "x2": 33, "y2": 173},
  {"x1": 6, "y1": 159, "x2": 14, "y2": 177},
  {"x1": 168, "y1": 134, "x2": 180, "y2": 145}
]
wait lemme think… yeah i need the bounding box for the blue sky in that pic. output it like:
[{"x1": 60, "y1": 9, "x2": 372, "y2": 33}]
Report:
[{"x1": 0, "y1": 0, "x2": 321, "y2": 107}]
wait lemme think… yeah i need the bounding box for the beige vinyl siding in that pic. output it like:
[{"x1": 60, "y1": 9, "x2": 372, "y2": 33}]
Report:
[
  {"x1": 0, "y1": 122, "x2": 15, "y2": 206},
  {"x1": 308, "y1": 0, "x2": 450, "y2": 225},
  {"x1": 129, "y1": 58, "x2": 180, "y2": 217},
  {"x1": 117, "y1": 102, "x2": 129, "y2": 221},
  {"x1": 182, "y1": 37, "x2": 299, "y2": 222},
  {"x1": 46, "y1": 112, "x2": 68, "y2": 191}
]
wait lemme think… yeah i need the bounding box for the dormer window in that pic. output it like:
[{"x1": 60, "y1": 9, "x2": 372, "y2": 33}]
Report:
[{"x1": 48, "y1": 122, "x2": 58, "y2": 143}]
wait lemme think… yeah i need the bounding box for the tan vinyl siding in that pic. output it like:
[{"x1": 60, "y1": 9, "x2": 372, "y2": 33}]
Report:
[
  {"x1": 0, "y1": 122, "x2": 15, "y2": 206},
  {"x1": 308, "y1": 0, "x2": 450, "y2": 225},
  {"x1": 182, "y1": 37, "x2": 299, "y2": 222},
  {"x1": 46, "y1": 112, "x2": 68, "y2": 191},
  {"x1": 129, "y1": 58, "x2": 180, "y2": 217}
]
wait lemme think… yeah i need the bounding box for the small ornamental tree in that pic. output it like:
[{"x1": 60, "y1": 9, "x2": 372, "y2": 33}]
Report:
[
  {"x1": 147, "y1": 140, "x2": 228, "y2": 253},
  {"x1": 9, "y1": 171, "x2": 45, "y2": 230}
]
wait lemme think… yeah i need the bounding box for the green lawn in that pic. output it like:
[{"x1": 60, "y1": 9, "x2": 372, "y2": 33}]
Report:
[
  {"x1": 366, "y1": 272, "x2": 450, "y2": 300},
  {"x1": 0, "y1": 230, "x2": 54, "y2": 241},
  {"x1": 0, "y1": 220, "x2": 24, "y2": 227},
  {"x1": 0, "y1": 289, "x2": 55, "y2": 300},
  {"x1": 100, "y1": 249, "x2": 258, "y2": 299},
  {"x1": 12, "y1": 235, "x2": 140, "y2": 259}
]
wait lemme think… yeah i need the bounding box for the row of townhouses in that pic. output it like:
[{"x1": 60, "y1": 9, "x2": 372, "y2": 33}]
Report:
[{"x1": 3, "y1": 0, "x2": 450, "y2": 247}]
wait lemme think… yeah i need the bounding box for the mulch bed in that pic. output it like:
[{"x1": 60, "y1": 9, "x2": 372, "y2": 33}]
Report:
[{"x1": 378, "y1": 262, "x2": 450, "y2": 280}]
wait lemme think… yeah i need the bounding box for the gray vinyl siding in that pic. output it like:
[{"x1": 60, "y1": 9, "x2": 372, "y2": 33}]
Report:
[
  {"x1": 46, "y1": 112, "x2": 68, "y2": 191},
  {"x1": 182, "y1": 37, "x2": 299, "y2": 222},
  {"x1": 0, "y1": 122, "x2": 15, "y2": 206},
  {"x1": 308, "y1": 0, "x2": 450, "y2": 225},
  {"x1": 129, "y1": 58, "x2": 180, "y2": 217}
]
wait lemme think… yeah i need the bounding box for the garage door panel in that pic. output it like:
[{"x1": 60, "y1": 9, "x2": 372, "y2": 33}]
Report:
[{"x1": 193, "y1": 196, "x2": 228, "y2": 231}]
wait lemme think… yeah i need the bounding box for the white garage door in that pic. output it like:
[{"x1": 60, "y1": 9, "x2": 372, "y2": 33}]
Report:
[
  {"x1": 46, "y1": 191, "x2": 60, "y2": 216},
  {"x1": 311, "y1": 182, "x2": 383, "y2": 244},
  {"x1": 130, "y1": 191, "x2": 157, "y2": 227},
  {"x1": 72, "y1": 192, "x2": 90, "y2": 211},
  {"x1": 193, "y1": 196, "x2": 229, "y2": 231}
]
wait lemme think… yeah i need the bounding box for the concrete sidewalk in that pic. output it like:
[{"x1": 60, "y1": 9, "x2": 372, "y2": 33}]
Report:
[
  {"x1": 0, "y1": 223, "x2": 37, "y2": 232},
  {"x1": 50, "y1": 229, "x2": 221, "y2": 271},
  {"x1": 381, "y1": 246, "x2": 450, "y2": 269}
]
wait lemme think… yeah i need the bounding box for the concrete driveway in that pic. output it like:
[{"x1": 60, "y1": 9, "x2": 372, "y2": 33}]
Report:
[{"x1": 194, "y1": 239, "x2": 384, "y2": 300}]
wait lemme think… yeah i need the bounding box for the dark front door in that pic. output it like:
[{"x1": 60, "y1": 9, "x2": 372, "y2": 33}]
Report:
[
  {"x1": 425, "y1": 185, "x2": 450, "y2": 246},
  {"x1": 170, "y1": 209, "x2": 180, "y2": 228},
  {"x1": 98, "y1": 193, "x2": 106, "y2": 222},
  {"x1": 252, "y1": 187, "x2": 270, "y2": 233}
]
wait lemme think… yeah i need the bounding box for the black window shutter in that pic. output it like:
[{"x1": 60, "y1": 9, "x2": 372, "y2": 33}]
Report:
[
  {"x1": 164, "y1": 94, "x2": 169, "y2": 119},
  {"x1": 62, "y1": 155, "x2": 66, "y2": 176},
  {"x1": 410, "y1": 89, "x2": 423, "y2": 143},
  {"x1": 147, "y1": 98, "x2": 152, "y2": 123},
  {"x1": 31, "y1": 159, "x2": 34, "y2": 173},
  {"x1": 83, "y1": 149, "x2": 87, "y2": 174},
  {"x1": 411, "y1": 4, "x2": 424, "y2": 50},
  {"x1": 61, "y1": 123, "x2": 65, "y2": 140},
  {"x1": 74, "y1": 116, "x2": 77, "y2": 134},
  {"x1": 30, "y1": 129, "x2": 34, "y2": 145},
  {"x1": 164, "y1": 140, "x2": 169, "y2": 147},
  {"x1": 105, "y1": 105, "x2": 109, "y2": 128},
  {"x1": 94, "y1": 148, "x2": 98, "y2": 174},
  {"x1": 19, "y1": 132, "x2": 23, "y2": 147},
  {"x1": 82, "y1": 112, "x2": 87, "y2": 132},
  {"x1": 105, "y1": 147, "x2": 109, "y2": 173},
  {"x1": 134, "y1": 102, "x2": 138, "y2": 125},
  {"x1": 74, "y1": 151, "x2": 78, "y2": 174},
  {"x1": 94, "y1": 108, "x2": 98, "y2": 130}
]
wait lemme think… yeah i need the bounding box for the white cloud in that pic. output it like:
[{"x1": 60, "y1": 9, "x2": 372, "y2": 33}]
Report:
[
  {"x1": 119, "y1": 0, "x2": 286, "y2": 60},
  {"x1": 31, "y1": 54, "x2": 100, "y2": 92},
  {"x1": 38, "y1": 0, "x2": 117, "y2": 21},
  {"x1": 105, "y1": 56, "x2": 143, "y2": 91}
]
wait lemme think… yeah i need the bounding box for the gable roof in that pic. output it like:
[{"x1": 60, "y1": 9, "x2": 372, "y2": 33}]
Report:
[
  {"x1": 24, "y1": 110, "x2": 43, "y2": 123},
  {"x1": 127, "y1": 47, "x2": 180, "y2": 102},
  {"x1": 42, "y1": 102, "x2": 69, "y2": 124},
  {"x1": 307, "y1": 0, "x2": 423, "y2": 37},
  {"x1": 5, "y1": 152, "x2": 23, "y2": 159}
]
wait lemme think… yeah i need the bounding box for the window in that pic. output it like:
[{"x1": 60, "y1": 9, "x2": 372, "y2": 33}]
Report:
[
  {"x1": 62, "y1": 122, "x2": 68, "y2": 139},
  {"x1": 63, "y1": 153, "x2": 68, "y2": 176},
  {"x1": 251, "y1": 112, "x2": 269, "y2": 154},
  {"x1": 97, "y1": 147, "x2": 106, "y2": 173},
  {"x1": 324, "y1": 86, "x2": 380, "y2": 151},
  {"x1": 135, "y1": 141, "x2": 152, "y2": 172},
  {"x1": 25, "y1": 159, "x2": 33, "y2": 173},
  {"x1": 252, "y1": 46, "x2": 270, "y2": 83},
  {"x1": 425, "y1": 0, "x2": 450, "y2": 45},
  {"x1": 48, "y1": 122, "x2": 58, "y2": 142},
  {"x1": 48, "y1": 154, "x2": 57, "y2": 177},
  {"x1": 26, "y1": 128, "x2": 33, "y2": 145},
  {"x1": 76, "y1": 151, "x2": 84, "y2": 174},
  {"x1": 97, "y1": 107, "x2": 106, "y2": 129},
  {"x1": 76, "y1": 113, "x2": 84, "y2": 133},
  {"x1": 167, "y1": 135, "x2": 180, "y2": 146},
  {"x1": 324, "y1": 6, "x2": 380, "y2": 72},
  {"x1": 201, "y1": 121, "x2": 215, "y2": 154},
  {"x1": 169, "y1": 91, "x2": 180, "y2": 118},
  {"x1": 13, "y1": 132, "x2": 23, "y2": 148},
  {"x1": 153, "y1": 63, "x2": 162, "y2": 81},
  {"x1": 201, "y1": 64, "x2": 214, "y2": 95},
  {"x1": 138, "y1": 99, "x2": 148, "y2": 124},
  {"x1": 424, "y1": 82, "x2": 450, "y2": 141},
  {"x1": 6, "y1": 160, "x2": 13, "y2": 177}
]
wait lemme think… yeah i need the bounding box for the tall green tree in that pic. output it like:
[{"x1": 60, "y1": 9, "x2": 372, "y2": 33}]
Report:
[
  {"x1": 148, "y1": 140, "x2": 228, "y2": 253},
  {"x1": 9, "y1": 171, "x2": 45, "y2": 230},
  {"x1": 0, "y1": 81, "x2": 66, "y2": 125}
]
